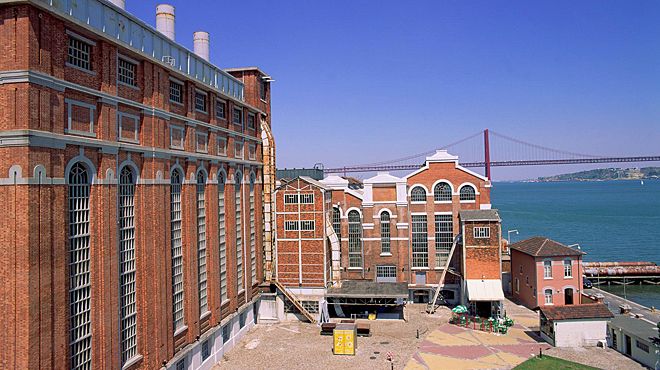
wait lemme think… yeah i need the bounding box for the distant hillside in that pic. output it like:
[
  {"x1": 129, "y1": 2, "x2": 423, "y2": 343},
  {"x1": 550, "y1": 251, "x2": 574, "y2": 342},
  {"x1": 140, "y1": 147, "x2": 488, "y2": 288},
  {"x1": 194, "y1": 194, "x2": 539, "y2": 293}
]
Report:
[{"x1": 536, "y1": 167, "x2": 660, "y2": 182}]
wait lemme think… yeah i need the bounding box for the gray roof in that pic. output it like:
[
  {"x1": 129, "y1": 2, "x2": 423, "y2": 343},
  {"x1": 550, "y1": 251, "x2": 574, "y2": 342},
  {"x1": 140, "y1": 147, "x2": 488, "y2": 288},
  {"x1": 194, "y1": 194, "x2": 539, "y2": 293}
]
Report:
[
  {"x1": 609, "y1": 315, "x2": 659, "y2": 341},
  {"x1": 459, "y1": 209, "x2": 501, "y2": 222},
  {"x1": 510, "y1": 237, "x2": 585, "y2": 257},
  {"x1": 326, "y1": 281, "x2": 408, "y2": 299}
]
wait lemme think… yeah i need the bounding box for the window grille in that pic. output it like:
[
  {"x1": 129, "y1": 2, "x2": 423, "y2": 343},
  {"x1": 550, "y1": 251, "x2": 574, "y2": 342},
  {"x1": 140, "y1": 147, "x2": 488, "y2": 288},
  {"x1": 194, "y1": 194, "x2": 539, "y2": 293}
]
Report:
[
  {"x1": 170, "y1": 170, "x2": 185, "y2": 331},
  {"x1": 411, "y1": 215, "x2": 428, "y2": 268},
  {"x1": 118, "y1": 58, "x2": 137, "y2": 86},
  {"x1": 176, "y1": 359, "x2": 185, "y2": 370},
  {"x1": 332, "y1": 207, "x2": 341, "y2": 240},
  {"x1": 201, "y1": 340, "x2": 210, "y2": 360},
  {"x1": 376, "y1": 265, "x2": 396, "y2": 278},
  {"x1": 544, "y1": 260, "x2": 552, "y2": 278},
  {"x1": 284, "y1": 194, "x2": 298, "y2": 204},
  {"x1": 169, "y1": 81, "x2": 183, "y2": 104},
  {"x1": 216, "y1": 100, "x2": 226, "y2": 119},
  {"x1": 197, "y1": 172, "x2": 208, "y2": 315},
  {"x1": 284, "y1": 221, "x2": 299, "y2": 231},
  {"x1": 68, "y1": 162, "x2": 92, "y2": 370},
  {"x1": 195, "y1": 91, "x2": 207, "y2": 112},
  {"x1": 301, "y1": 301, "x2": 319, "y2": 314},
  {"x1": 236, "y1": 174, "x2": 244, "y2": 291},
  {"x1": 434, "y1": 182, "x2": 452, "y2": 202},
  {"x1": 249, "y1": 178, "x2": 256, "y2": 284},
  {"x1": 459, "y1": 185, "x2": 476, "y2": 201},
  {"x1": 300, "y1": 220, "x2": 315, "y2": 231},
  {"x1": 222, "y1": 325, "x2": 230, "y2": 343},
  {"x1": 380, "y1": 212, "x2": 391, "y2": 254},
  {"x1": 563, "y1": 259, "x2": 572, "y2": 278},
  {"x1": 119, "y1": 166, "x2": 138, "y2": 364},
  {"x1": 218, "y1": 174, "x2": 227, "y2": 302},
  {"x1": 233, "y1": 107, "x2": 243, "y2": 126},
  {"x1": 248, "y1": 113, "x2": 256, "y2": 130},
  {"x1": 299, "y1": 193, "x2": 314, "y2": 204},
  {"x1": 435, "y1": 214, "x2": 453, "y2": 267},
  {"x1": 544, "y1": 289, "x2": 553, "y2": 304},
  {"x1": 411, "y1": 186, "x2": 426, "y2": 202},
  {"x1": 348, "y1": 210, "x2": 362, "y2": 268},
  {"x1": 473, "y1": 226, "x2": 490, "y2": 238},
  {"x1": 68, "y1": 37, "x2": 91, "y2": 70}
]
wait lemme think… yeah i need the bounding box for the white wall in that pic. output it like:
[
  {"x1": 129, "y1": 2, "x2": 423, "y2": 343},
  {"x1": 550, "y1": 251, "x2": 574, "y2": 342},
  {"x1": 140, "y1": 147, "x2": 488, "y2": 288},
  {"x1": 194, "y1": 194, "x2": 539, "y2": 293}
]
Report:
[
  {"x1": 609, "y1": 325, "x2": 660, "y2": 369},
  {"x1": 553, "y1": 319, "x2": 608, "y2": 347}
]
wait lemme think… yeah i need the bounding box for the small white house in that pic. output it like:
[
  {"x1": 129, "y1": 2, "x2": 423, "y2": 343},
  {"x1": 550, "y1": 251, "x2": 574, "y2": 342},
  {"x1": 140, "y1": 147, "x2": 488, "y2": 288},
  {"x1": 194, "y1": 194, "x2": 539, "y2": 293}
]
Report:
[
  {"x1": 540, "y1": 303, "x2": 613, "y2": 347},
  {"x1": 608, "y1": 315, "x2": 659, "y2": 370}
]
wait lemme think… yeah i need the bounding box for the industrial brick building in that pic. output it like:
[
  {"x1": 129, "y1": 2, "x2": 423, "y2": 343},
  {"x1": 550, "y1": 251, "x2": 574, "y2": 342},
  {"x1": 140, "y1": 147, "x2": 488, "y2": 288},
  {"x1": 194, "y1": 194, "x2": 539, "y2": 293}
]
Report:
[{"x1": 0, "y1": 1, "x2": 275, "y2": 369}]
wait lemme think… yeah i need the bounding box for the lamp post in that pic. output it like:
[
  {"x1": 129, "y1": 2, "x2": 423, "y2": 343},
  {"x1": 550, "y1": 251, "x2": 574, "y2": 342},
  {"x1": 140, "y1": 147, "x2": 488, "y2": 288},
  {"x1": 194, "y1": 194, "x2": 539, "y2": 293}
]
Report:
[{"x1": 507, "y1": 229, "x2": 519, "y2": 244}]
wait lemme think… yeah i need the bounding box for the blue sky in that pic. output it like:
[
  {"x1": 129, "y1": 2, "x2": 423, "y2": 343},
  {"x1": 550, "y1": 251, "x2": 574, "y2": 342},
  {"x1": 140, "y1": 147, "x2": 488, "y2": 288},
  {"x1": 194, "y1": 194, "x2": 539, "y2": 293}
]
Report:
[{"x1": 127, "y1": 1, "x2": 660, "y2": 180}]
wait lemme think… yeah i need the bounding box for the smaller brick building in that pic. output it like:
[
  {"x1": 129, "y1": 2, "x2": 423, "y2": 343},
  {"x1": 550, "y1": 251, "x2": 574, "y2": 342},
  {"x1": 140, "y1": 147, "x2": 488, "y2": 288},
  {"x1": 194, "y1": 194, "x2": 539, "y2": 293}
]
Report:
[{"x1": 510, "y1": 237, "x2": 585, "y2": 310}]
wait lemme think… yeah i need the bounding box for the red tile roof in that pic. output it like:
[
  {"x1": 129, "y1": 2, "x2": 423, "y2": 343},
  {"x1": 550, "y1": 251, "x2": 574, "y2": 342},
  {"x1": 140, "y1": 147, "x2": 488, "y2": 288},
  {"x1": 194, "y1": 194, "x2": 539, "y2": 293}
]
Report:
[
  {"x1": 509, "y1": 236, "x2": 585, "y2": 257},
  {"x1": 540, "y1": 304, "x2": 614, "y2": 321}
]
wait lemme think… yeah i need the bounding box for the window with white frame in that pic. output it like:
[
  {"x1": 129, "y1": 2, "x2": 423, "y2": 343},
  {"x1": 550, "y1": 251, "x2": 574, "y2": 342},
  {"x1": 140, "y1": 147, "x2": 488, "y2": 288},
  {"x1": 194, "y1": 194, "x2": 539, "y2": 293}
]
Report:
[
  {"x1": 459, "y1": 185, "x2": 476, "y2": 201},
  {"x1": 235, "y1": 140, "x2": 244, "y2": 159},
  {"x1": 299, "y1": 193, "x2": 314, "y2": 204},
  {"x1": 119, "y1": 166, "x2": 138, "y2": 365},
  {"x1": 284, "y1": 221, "x2": 299, "y2": 231},
  {"x1": 249, "y1": 176, "x2": 256, "y2": 284},
  {"x1": 248, "y1": 144, "x2": 257, "y2": 160},
  {"x1": 218, "y1": 173, "x2": 228, "y2": 302},
  {"x1": 410, "y1": 186, "x2": 426, "y2": 202},
  {"x1": 412, "y1": 215, "x2": 428, "y2": 267},
  {"x1": 66, "y1": 99, "x2": 96, "y2": 136},
  {"x1": 563, "y1": 259, "x2": 572, "y2": 278},
  {"x1": 233, "y1": 107, "x2": 243, "y2": 126},
  {"x1": 216, "y1": 99, "x2": 226, "y2": 119},
  {"x1": 332, "y1": 207, "x2": 341, "y2": 240},
  {"x1": 434, "y1": 182, "x2": 452, "y2": 202},
  {"x1": 544, "y1": 260, "x2": 552, "y2": 278},
  {"x1": 247, "y1": 113, "x2": 256, "y2": 130},
  {"x1": 68, "y1": 162, "x2": 92, "y2": 370},
  {"x1": 195, "y1": 90, "x2": 207, "y2": 113},
  {"x1": 473, "y1": 226, "x2": 490, "y2": 239},
  {"x1": 376, "y1": 265, "x2": 397, "y2": 279},
  {"x1": 170, "y1": 125, "x2": 185, "y2": 150},
  {"x1": 284, "y1": 194, "x2": 299, "y2": 204},
  {"x1": 196, "y1": 131, "x2": 208, "y2": 153},
  {"x1": 118, "y1": 112, "x2": 139, "y2": 143},
  {"x1": 435, "y1": 214, "x2": 453, "y2": 267},
  {"x1": 544, "y1": 289, "x2": 553, "y2": 304},
  {"x1": 380, "y1": 212, "x2": 391, "y2": 254},
  {"x1": 197, "y1": 172, "x2": 208, "y2": 315},
  {"x1": 348, "y1": 211, "x2": 363, "y2": 268},
  {"x1": 68, "y1": 35, "x2": 92, "y2": 71},
  {"x1": 169, "y1": 80, "x2": 183, "y2": 104},
  {"x1": 118, "y1": 57, "x2": 137, "y2": 87},
  {"x1": 217, "y1": 136, "x2": 227, "y2": 156},
  {"x1": 170, "y1": 170, "x2": 185, "y2": 332},
  {"x1": 300, "y1": 220, "x2": 315, "y2": 231},
  {"x1": 235, "y1": 174, "x2": 244, "y2": 292}
]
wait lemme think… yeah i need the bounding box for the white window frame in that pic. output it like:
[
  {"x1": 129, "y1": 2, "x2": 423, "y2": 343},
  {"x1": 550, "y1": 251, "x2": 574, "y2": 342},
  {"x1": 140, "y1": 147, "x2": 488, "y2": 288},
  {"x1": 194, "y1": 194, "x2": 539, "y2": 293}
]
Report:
[
  {"x1": 218, "y1": 174, "x2": 228, "y2": 303},
  {"x1": 380, "y1": 212, "x2": 391, "y2": 255},
  {"x1": 411, "y1": 214, "x2": 428, "y2": 268},
  {"x1": 459, "y1": 185, "x2": 477, "y2": 202},
  {"x1": 169, "y1": 78, "x2": 184, "y2": 105},
  {"x1": 348, "y1": 210, "x2": 363, "y2": 268},
  {"x1": 284, "y1": 194, "x2": 299, "y2": 204},
  {"x1": 170, "y1": 170, "x2": 185, "y2": 332},
  {"x1": 376, "y1": 265, "x2": 397, "y2": 279},
  {"x1": 563, "y1": 259, "x2": 572, "y2": 278},
  {"x1": 435, "y1": 214, "x2": 453, "y2": 267},
  {"x1": 217, "y1": 136, "x2": 227, "y2": 156},
  {"x1": 300, "y1": 220, "x2": 315, "y2": 231},
  {"x1": 216, "y1": 99, "x2": 227, "y2": 119},
  {"x1": 544, "y1": 260, "x2": 553, "y2": 279},
  {"x1": 196, "y1": 131, "x2": 208, "y2": 153},
  {"x1": 170, "y1": 125, "x2": 185, "y2": 150},
  {"x1": 410, "y1": 186, "x2": 427, "y2": 203},
  {"x1": 194, "y1": 89, "x2": 207, "y2": 113},
  {"x1": 65, "y1": 99, "x2": 96, "y2": 137},
  {"x1": 473, "y1": 226, "x2": 490, "y2": 239},
  {"x1": 197, "y1": 172, "x2": 208, "y2": 316},
  {"x1": 299, "y1": 193, "x2": 314, "y2": 204},
  {"x1": 544, "y1": 289, "x2": 553, "y2": 305},
  {"x1": 284, "y1": 221, "x2": 299, "y2": 231},
  {"x1": 248, "y1": 143, "x2": 257, "y2": 160},
  {"x1": 117, "y1": 111, "x2": 140, "y2": 144}
]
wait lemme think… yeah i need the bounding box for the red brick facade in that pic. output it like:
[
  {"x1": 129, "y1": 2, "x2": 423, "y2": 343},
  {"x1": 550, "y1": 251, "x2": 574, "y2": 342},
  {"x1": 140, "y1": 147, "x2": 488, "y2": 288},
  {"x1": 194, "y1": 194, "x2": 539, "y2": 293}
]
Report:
[{"x1": 0, "y1": 2, "x2": 270, "y2": 369}]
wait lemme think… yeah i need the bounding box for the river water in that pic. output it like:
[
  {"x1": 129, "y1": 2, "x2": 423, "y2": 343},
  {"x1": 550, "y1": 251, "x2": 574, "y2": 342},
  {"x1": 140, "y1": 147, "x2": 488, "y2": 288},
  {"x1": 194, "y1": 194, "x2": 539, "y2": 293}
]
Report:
[{"x1": 493, "y1": 179, "x2": 660, "y2": 308}]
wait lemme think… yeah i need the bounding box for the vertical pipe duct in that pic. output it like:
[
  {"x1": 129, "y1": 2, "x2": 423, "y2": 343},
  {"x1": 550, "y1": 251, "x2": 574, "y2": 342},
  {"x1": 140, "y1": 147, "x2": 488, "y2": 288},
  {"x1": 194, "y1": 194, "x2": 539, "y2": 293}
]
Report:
[
  {"x1": 193, "y1": 31, "x2": 210, "y2": 61},
  {"x1": 156, "y1": 4, "x2": 176, "y2": 41},
  {"x1": 107, "y1": 0, "x2": 125, "y2": 9}
]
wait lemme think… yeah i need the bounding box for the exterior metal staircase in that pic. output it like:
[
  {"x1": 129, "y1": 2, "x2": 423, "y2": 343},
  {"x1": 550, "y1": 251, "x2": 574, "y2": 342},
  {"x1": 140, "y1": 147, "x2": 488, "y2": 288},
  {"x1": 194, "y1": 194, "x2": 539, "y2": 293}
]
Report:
[
  {"x1": 272, "y1": 280, "x2": 317, "y2": 324},
  {"x1": 427, "y1": 234, "x2": 462, "y2": 314}
]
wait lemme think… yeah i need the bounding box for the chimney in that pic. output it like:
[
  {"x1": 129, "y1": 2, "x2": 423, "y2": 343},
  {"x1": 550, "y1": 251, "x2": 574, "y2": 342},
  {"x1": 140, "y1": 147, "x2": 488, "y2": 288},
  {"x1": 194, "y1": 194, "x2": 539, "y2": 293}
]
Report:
[
  {"x1": 156, "y1": 4, "x2": 175, "y2": 41},
  {"x1": 193, "y1": 31, "x2": 210, "y2": 61},
  {"x1": 107, "y1": 0, "x2": 125, "y2": 9}
]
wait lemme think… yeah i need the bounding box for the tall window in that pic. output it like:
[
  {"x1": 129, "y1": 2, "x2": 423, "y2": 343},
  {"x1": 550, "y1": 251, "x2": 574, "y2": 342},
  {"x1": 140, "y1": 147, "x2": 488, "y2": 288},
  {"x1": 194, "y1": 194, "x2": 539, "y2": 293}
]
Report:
[
  {"x1": 119, "y1": 166, "x2": 138, "y2": 364},
  {"x1": 434, "y1": 182, "x2": 452, "y2": 202},
  {"x1": 435, "y1": 214, "x2": 453, "y2": 267},
  {"x1": 68, "y1": 36, "x2": 91, "y2": 71},
  {"x1": 380, "y1": 212, "x2": 391, "y2": 254},
  {"x1": 195, "y1": 91, "x2": 207, "y2": 112},
  {"x1": 118, "y1": 57, "x2": 137, "y2": 87},
  {"x1": 563, "y1": 259, "x2": 572, "y2": 278},
  {"x1": 235, "y1": 172, "x2": 244, "y2": 291},
  {"x1": 544, "y1": 289, "x2": 553, "y2": 304},
  {"x1": 170, "y1": 170, "x2": 185, "y2": 332},
  {"x1": 410, "y1": 186, "x2": 426, "y2": 202},
  {"x1": 347, "y1": 210, "x2": 362, "y2": 268},
  {"x1": 249, "y1": 175, "x2": 256, "y2": 284},
  {"x1": 543, "y1": 260, "x2": 552, "y2": 278},
  {"x1": 169, "y1": 80, "x2": 183, "y2": 104},
  {"x1": 197, "y1": 172, "x2": 208, "y2": 315},
  {"x1": 412, "y1": 215, "x2": 428, "y2": 268},
  {"x1": 68, "y1": 162, "x2": 92, "y2": 370},
  {"x1": 218, "y1": 173, "x2": 227, "y2": 302},
  {"x1": 332, "y1": 207, "x2": 341, "y2": 240},
  {"x1": 459, "y1": 185, "x2": 476, "y2": 201}
]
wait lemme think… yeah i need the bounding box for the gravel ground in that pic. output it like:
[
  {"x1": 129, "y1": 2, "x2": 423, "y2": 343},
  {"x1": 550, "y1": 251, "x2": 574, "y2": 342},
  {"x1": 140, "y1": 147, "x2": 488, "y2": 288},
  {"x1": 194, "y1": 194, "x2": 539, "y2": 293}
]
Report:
[
  {"x1": 213, "y1": 304, "x2": 450, "y2": 370},
  {"x1": 544, "y1": 347, "x2": 647, "y2": 370}
]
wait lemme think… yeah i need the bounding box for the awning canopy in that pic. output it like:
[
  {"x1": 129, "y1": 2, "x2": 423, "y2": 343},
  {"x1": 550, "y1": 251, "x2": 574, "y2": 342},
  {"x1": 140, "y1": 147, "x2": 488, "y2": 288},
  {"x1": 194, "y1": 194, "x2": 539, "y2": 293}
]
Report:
[{"x1": 466, "y1": 279, "x2": 505, "y2": 301}]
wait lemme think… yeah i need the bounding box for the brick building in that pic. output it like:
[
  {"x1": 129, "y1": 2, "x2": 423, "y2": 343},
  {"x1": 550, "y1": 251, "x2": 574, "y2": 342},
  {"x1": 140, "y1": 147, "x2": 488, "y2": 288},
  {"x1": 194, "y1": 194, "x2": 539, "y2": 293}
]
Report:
[
  {"x1": 0, "y1": 1, "x2": 274, "y2": 369},
  {"x1": 510, "y1": 237, "x2": 585, "y2": 310}
]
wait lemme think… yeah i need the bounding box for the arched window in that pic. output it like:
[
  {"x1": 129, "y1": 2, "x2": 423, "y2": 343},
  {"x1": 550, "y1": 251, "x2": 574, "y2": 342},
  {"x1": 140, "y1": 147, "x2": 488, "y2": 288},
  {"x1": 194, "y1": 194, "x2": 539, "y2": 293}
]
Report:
[
  {"x1": 544, "y1": 289, "x2": 553, "y2": 305},
  {"x1": 218, "y1": 172, "x2": 227, "y2": 302},
  {"x1": 459, "y1": 185, "x2": 476, "y2": 201},
  {"x1": 118, "y1": 165, "x2": 138, "y2": 364},
  {"x1": 197, "y1": 171, "x2": 208, "y2": 315},
  {"x1": 170, "y1": 169, "x2": 184, "y2": 332},
  {"x1": 68, "y1": 162, "x2": 92, "y2": 370},
  {"x1": 332, "y1": 206, "x2": 341, "y2": 240},
  {"x1": 410, "y1": 186, "x2": 426, "y2": 202},
  {"x1": 433, "y1": 182, "x2": 452, "y2": 202},
  {"x1": 249, "y1": 174, "x2": 256, "y2": 284},
  {"x1": 235, "y1": 172, "x2": 244, "y2": 292},
  {"x1": 380, "y1": 212, "x2": 391, "y2": 254},
  {"x1": 348, "y1": 210, "x2": 363, "y2": 268}
]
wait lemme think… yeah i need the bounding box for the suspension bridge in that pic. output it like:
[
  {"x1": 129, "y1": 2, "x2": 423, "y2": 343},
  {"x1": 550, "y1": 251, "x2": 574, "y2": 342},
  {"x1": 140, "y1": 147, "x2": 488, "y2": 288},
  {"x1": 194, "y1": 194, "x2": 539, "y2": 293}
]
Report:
[{"x1": 323, "y1": 130, "x2": 660, "y2": 179}]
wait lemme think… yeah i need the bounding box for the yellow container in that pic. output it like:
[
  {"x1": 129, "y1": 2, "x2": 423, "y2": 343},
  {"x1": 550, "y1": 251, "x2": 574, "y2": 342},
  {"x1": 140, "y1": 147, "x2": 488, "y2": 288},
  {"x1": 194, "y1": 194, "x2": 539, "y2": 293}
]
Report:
[{"x1": 333, "y1": 324, "x2": 357, "y2": 355}]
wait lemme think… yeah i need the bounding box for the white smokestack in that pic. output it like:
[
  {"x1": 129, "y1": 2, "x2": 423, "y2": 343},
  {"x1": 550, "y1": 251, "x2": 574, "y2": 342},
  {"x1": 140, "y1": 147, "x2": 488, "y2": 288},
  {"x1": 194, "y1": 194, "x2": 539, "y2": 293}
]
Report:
[
  {"x1": 107, "y1": 0, "x2": 125, "y2": 9},
  {"x1": 156, "y1": 4, "x2": 175, "y2": 41},
  {"x1": 193, "y1": 31, "x2": 210, "y2": 61}
]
